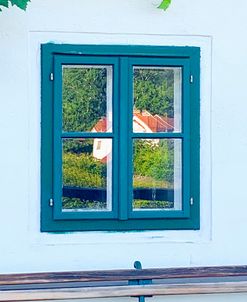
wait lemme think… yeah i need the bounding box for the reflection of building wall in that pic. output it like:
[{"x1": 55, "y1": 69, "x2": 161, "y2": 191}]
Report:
[
  {"x1": 92, "y1": 110, "x2": 174, "y2": 160},
  {"x1": 93, "y1": 138, "x2": 112, "y2": 162},
  {"x1": 133, "y1": 114, "x2": 152, "y2": 132}
]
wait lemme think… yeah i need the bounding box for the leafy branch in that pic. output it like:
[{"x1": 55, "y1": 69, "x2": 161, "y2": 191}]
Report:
[
  {"x1": 0, "y1": 0, "x2": 30, "y2": 11},
  {"x1": 0, "y1": 0, "x2": 172, "y2": 12},
  {"x1": 158, "y1": 0, "x2": 172, "y2": 11}
]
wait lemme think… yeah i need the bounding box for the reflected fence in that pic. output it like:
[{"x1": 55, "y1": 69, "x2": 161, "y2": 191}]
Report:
[{"x1": 63, "y1": 186, "x2": 174, "y2": 202}]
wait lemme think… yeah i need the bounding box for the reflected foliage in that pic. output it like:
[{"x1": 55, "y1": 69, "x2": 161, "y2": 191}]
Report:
[
  {"x1": 133, "y1": 139, "x2": 175, "y2": 209},
  {"x1": 134, "y1": 68, "x2": 174, "y2": 117},
  {"x1": 134, "y1": 200, "x2": 173, "y2": 209},
  {"x1": 133, "y1": 139, "x2": 174, "y2": 184},
  {"x1": 63, "y1": 139, "x2": 93, "y2": 155},
  {"x1": 63, "y1": 67, "x2": 107, "y2": 132},
  {"x1": 62, "y1": 139, "x2": 107, "y2": 210},
  {"x1": 63, "y1": 152, "x2": 106, "y2": 188},
  {"x1": 63, "y1": 197, "x2": 106, "y2": 210}
]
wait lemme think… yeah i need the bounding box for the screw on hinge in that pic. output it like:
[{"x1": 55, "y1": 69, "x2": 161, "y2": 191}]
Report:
[
  {"x1": 190, "y1": 75, "x2": 194, "y2": 83},
  {"x1": 190, "y1": 197, "x2": 194, "y2": 206},
  {"x1": 49, "y1": 198, "x2": 54, "y2": 207},
  {"x1": 50, "y1": 73, "x2": 54, "y2": 81}
]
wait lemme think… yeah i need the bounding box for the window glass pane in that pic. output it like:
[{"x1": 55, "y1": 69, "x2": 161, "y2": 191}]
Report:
[
  {"x1": 133, "y1": 67, "x2": 182, "y2": 133},
  {"x1": 132, "y1": 139, "x2": 182, "y2": 210},
  {"x1": 62, "y1": 138, "x2": 112, "y2": 211},
  {"x1": 62, "y1": 65, "x2": 113, "y2": 133}
]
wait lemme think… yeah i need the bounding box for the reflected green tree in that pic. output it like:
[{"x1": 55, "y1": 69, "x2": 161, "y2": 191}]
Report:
[
  {"x1": 133, "y1": 139, "x2": 174, "y2": 188},
  {"x1": 63, "y1": 139, "x2": 107, "y2": 210},
  {"x1": 134, "y1": 68, "x2": 174, "y2": 117},
  {"x1": 63, "y1": 67, "x2": 107, "y2": 132}
]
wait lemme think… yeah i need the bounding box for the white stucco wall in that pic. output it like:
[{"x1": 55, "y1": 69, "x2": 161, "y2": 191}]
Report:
[{"x1": 1, "y1": 1, "x2": 247, "y2": 290}]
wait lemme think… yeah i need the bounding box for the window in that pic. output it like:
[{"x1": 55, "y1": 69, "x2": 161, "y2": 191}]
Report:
[
  {"x1": 96, "y1": 140, "x2": 102, "y2": 150},
  {"x1": 41, "y1": 44, "x2": 200, "y2": 232}
]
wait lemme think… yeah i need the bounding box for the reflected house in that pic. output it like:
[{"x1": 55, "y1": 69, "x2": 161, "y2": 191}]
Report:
[
  {"x1": 133, "y1": 110, "x2": 174, "y2": 133},
  {"x1": 92, "y1": 110, "x2": 174, "y2": 162},
  {"x1": 91, "y1": 118, "x2": 112, "y2": 163}
]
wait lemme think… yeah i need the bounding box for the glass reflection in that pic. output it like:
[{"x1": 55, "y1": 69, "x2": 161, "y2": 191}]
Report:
[
  {"x1": 133, "y1": 139, "x2": 182, "y2": 210},
  {"x1": 62, "y1": 65, "x2": 113, "y2": 133},
  {"x1": 62, "y1": 138, "x2": 112, "y2": 211},
  {"x1": 133, "y1": 67, "x2": 182, "y2": 133}
]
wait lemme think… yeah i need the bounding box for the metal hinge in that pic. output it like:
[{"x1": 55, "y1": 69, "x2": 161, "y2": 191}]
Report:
[
  {"x1": 190, "y1": 75, "x2": 194, "y2": 83},
  {"x1": 50, "y1": 73, "x2": 54, "y2": 81},
  {"x1": 49, "y1": 198, "x2": 54, "y2": 207},
  {"x1": 190, "y1": 197, "x2": 194, "y2": 206}
]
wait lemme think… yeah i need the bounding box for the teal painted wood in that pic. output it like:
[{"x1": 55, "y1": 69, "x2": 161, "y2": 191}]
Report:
[
  {"x1": 43, "y1": 43, "x2": 198, "y2": 58},
  {"x1": 53, "y1": 56, "x2": 63, "y2": 220},
  {"x1": 41, "y1": 44, "x2": 54, "y2": 232},
  {"x1": 61, "y1": 132, "x2": 114, "y2": 138},
  {"x1": 127, "y1": 57, "x2": 190, "y2": 67},
  {"x1": 126, "y1": 59, "x2": 134, "y2": 219},
  {"x1": 40, "y1": 43, "x2": 200, "y2": 232},
  {"x1": 118, "y1": 57, "x2": 130, "y2": 220},
  {"x1": 53, "y1": 55, "x2": 119, "y2": 66},
  {"x1": 112, "y1": 57, "x2": 120, "y2": 221},
  {"x1": 181, "y1": 59, "x2": 191, "y2": 218},
  {"x1": 41, "y1": 217, "x2": 199, "y2": 232},
  {"x1": 132, "y1": 133, "x2": 184, "y2": 138},
  {"x1": 188, "y1": 48, "x2": 201, "y2": 230}
]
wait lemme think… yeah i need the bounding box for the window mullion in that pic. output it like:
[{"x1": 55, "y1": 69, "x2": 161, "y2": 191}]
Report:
[{"x1": 118, "y1": 57, "x2": 131, "y2": 220}]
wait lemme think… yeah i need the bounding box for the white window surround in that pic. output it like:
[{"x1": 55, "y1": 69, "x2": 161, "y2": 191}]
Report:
[{"x1": 28, "y1": 31, "x2": 212, "y2": 246}]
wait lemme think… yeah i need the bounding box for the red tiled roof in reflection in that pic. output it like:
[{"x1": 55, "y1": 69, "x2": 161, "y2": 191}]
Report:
[
  {"x1": 93, "y1": 118, "x2": 107, "y2": 132},
  {"x1": 92, "y1": 110, "x2": 174, "y2": 133},
  {"x1": 134, "y1": 111, "x2": 174, "y2": 132}
]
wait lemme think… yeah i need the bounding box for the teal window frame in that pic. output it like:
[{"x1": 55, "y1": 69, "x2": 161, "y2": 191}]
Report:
[{"x1": 41, "y1": 43, "x2": 200, "y2": 232}]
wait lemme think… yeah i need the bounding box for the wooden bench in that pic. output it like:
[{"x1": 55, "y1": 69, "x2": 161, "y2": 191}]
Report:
[{"x1": 1, "y1": 265, "x2": 247, "y2": 301}]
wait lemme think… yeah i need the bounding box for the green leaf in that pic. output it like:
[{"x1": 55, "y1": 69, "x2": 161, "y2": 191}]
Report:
[
  {"x1": 0, "y1": 0, "x2": 9, "y2": 8},
  {"x1": 158, "y1": 0, "x2": 172, "y2": 11},
  {"x1": 10, "y1": 0, "x2": 30, "y2": 10}
]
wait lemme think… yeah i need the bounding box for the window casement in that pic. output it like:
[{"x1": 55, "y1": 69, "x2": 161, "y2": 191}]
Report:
[{"x1": 41, "y1": 44, "x2": 200, "y2": 232}]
